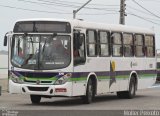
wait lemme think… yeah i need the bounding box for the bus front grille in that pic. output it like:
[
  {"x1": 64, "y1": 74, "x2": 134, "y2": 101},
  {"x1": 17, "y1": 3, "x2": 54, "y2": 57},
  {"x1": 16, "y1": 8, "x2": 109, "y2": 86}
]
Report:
[
  {"x1": 27, "y1": 87, "x2": 49, "y2": 91},
  {"x1": 24, "y1": 80, "x2": 52, "y2": 84}
]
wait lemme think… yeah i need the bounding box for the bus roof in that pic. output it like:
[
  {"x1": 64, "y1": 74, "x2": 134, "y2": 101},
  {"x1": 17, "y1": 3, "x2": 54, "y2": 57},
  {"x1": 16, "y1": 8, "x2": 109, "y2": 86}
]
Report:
[
  {"x1": 72, "y1": 20, "x2": 154, "y2": 35},
  {"x1": 15, "y1": 18, "x2": 154, "y2": 35}
]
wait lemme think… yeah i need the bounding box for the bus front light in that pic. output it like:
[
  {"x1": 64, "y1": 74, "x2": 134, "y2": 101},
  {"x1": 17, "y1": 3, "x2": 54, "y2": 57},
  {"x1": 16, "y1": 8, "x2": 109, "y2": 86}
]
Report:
[
  {"x1": 54, "y1": 73, "x2": 72, "y2": 85},
  {"x1": 10, "y1": 73, "x2": 24, "y2": 84}
]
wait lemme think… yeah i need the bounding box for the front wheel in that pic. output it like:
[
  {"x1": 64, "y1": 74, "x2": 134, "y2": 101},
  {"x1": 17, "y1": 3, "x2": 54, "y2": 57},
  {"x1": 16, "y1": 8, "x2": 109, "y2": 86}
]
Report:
[
  {"x1": 82, "y1": 79, "x2": 95, "y2": 104},
  {"x1": 30, "y1": 95, "x2": 41, "y2": 104}
]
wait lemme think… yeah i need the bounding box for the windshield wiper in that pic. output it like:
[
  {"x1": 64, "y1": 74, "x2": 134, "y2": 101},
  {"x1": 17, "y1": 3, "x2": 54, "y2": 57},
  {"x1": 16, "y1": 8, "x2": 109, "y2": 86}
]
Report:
[
  {"x1": 42, "y1": 33, "x2": 57, "y2": 53},
  {"x1": 42, "y1": 40, "x2": 47, "y2": 52},
  {"x1": 22, "y1": 34, "x2": 35, "y2": 66}
]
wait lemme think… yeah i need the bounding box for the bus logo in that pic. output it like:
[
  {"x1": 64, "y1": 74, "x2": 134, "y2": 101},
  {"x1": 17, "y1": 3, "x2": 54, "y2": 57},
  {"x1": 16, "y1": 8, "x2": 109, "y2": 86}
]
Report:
[{"x1": 36, "y1": 80, "x2": 41, "y2": 85}]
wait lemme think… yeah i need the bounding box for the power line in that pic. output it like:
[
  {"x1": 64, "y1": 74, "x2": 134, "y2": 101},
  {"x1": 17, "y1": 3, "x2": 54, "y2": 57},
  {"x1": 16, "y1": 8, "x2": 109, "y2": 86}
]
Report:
[
  {"x1": 0, "y1": 4, "x2": 118, "y2": 16},
  {"x1": 42, "y1": 0, "x2": 119, "y2": 11},
  {"x1": 132, "y1": 0, "x2": 160, "y2": 19},
  {"x1": 127, "y1": 12, "x2": 160, "y2": 25},
  {"x1": 0, "y1": 4, "x2": 71, "y2": 14},
  {"x1": 127, "y1": 5, "x2": 152, "y2": 16},
  {"x1": 18, "y1": 0, "x2": 79, "y2": 8},
  {"x1": 127, "y1": 10, "x2": 160, "y2": 22},
  {"x1": 16, "y1": 0, "x2": 71, "y2": 12},
  {"x1": 79, "y1": 12, "x2": 118, "y2": 15},
  {"x1": 37, "y1": 0, "x2": 119, "y2": 7},
  {"x1": 17, "y1": 0, "x2": 119, "y2": 12},
  {"x1": 139, "y1": 0, "x2": 160, "y2": 2},
  {"x1": 3, "y1": 0, "x2": 159, "y2": 25},
  {"x1": 16, "y1": 0, "x2": 70, "y2": 12},
  {"x1": 127, "y1": 6, "x2": 160, "y2": 21}
]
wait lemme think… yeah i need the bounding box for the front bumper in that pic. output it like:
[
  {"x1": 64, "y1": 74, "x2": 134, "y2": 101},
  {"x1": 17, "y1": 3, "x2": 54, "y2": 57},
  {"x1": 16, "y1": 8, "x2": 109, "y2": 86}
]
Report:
[{"x1": 9, "y1": 80, "x2": 72, "y2": 96}]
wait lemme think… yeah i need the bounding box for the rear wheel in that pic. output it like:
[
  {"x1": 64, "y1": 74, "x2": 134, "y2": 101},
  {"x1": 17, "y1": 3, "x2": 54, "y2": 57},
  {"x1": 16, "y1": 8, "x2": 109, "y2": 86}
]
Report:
[
  {"x1": 117, "y1": 77, "x2": 136, "y2": 99},
  {"x1": 126, "y1": 77, "x2": 136, "y2": 98},
  {"x1": 30, "y1": 95, "x2": 41, "y2": 104},
  {"x1": 82, "y1": 78, "x2": 95, "y2": 104}
]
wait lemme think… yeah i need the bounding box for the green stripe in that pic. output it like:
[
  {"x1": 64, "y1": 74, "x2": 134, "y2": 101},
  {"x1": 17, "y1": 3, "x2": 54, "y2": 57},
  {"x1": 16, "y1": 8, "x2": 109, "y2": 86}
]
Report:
[
  {"x1": 97, "y1": 76, "x2": 110, "y2": 80},
  {"x1": 69, "y1": 77, "x2": 87, "y2": 81},
  {"x1": 140, "y1": 74, "x2": 156, "y2": 78},
  {"x1": 10, "y1": 72, "x2": 156, "y2": 82},
  {"x1": 116, "y1": 75, "x2": 129, "y2": 79}
]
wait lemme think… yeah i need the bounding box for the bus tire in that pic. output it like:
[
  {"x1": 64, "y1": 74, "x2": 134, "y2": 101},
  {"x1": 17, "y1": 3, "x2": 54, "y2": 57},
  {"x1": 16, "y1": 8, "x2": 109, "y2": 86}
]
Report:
[
  {"x1": 117, "y1": 77, "x2": 136, "y2": 99},
  {"x1": 82, "y1": 78, "x2": 94, "y2": 104},
  {"x1": 126, "y1": 77, "x2": 136, "y2": 99},
  {"x1": 30, "y1": 95, "x2": 41, "y2": 104}
]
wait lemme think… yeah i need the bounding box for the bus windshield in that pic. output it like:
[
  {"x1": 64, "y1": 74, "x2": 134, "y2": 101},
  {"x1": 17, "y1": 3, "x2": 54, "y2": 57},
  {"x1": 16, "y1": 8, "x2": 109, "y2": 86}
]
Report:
[{"x1": 11, "y1": 34, "x2": 71, "y2": 70}]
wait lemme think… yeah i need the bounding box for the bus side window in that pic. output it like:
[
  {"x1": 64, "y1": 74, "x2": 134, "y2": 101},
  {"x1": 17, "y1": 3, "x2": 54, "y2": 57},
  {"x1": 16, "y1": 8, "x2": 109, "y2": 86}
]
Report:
[
  {"x1": 73, "y1": 32, "x2": 86, "y2": 66},
  {"x1": 111, "y1": 32, "x2": 123, "y2": 57},
  {"x1": 134, "y1": 34, "x2": 144, "y2": 57},
  {"x1": 123, "y1": 33, "x2": 134, "y2": 57},
  {"x1": 99, "y1": 31, "x2": 110, "y2": 57},
  {"x1": 86, "y1": 30, "x2": 97, "y2": 57},
  {"x1": 145, "y1": 35, "x2": 155, "y2": 57}
]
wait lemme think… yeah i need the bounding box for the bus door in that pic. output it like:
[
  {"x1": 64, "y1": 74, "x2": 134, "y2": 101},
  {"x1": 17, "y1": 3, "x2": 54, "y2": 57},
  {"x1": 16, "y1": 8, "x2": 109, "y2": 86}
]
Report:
[{"x1": 72, "y1": 29, "x2": 86, "y2": 96}]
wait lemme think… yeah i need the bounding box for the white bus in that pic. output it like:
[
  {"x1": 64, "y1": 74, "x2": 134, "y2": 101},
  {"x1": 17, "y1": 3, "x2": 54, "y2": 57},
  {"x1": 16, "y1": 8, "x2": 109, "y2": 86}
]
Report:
[{"x1": 4, "y1": 18, "x2": 156, "y2": 104}]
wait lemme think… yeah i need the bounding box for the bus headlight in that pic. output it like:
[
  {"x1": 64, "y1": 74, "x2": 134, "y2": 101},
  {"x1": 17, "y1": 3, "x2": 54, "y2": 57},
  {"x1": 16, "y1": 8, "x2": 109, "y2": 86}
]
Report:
[
  {"x1": 54, "y1": 73, "x2": 72, "y2": 85},
  {"x1": 10, "y1": 73, "x2": 24, "y2": 84}
]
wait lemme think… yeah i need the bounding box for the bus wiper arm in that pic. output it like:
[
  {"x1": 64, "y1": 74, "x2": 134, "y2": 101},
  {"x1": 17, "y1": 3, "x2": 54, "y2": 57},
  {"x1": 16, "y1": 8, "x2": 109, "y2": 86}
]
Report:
[
  {"x1": 42, "y1": 40, "x2": 47, "y2": 52},
  {"x1": 42, "y1": 33, "x2": 57, "y2": 52}
]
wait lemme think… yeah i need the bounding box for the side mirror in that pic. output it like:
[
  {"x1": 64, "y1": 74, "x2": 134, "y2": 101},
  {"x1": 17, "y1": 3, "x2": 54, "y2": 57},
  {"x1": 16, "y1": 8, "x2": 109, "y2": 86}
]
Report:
[
  {"x1": 4, "y1": 31, "x2": 13, "y2": 46},
  {"x1": 4, "y1": 35, "x2": 7, "y2": 46}
]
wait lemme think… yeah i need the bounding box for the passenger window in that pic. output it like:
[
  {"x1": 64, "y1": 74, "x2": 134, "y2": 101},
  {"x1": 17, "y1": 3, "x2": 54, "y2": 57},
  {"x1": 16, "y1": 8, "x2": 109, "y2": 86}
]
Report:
[
  {"x1": 134, "y1": 34, "x2": 144, "y2": 57},
  {"x1": 145, "y1": 35, "x2": 155, "y2": 57},
  {"x1": 87, "y1": 30, "x2": 97, "y2": 57},
  {"x1": 111, "y1": 32, "x2": 123, "y2": 57},
  {"x1": 99, "y1": 31, "x2": 110, "y2": 56},
  {"x1": 123, "y1": 33, "x2": 134, "y2": 57}
]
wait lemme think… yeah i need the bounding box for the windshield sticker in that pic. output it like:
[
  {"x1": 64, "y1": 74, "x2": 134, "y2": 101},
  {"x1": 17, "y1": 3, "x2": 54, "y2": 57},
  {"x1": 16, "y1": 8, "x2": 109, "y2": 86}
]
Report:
[
  {"x1": 12, "y1": 55, "x2": 24, "y2": 67},
  {"x1": 55, "y1": 62, "x2": 64, "y2": 64},
  {"x1": 45, "y1": 62, "x2": 55, "y2": 64},
  {"x1": 45, "y1": 62, "x2": 64, "y2": 65},
  {"x1": 28, "y1": 60, "x2": 36, "y2": 64}
]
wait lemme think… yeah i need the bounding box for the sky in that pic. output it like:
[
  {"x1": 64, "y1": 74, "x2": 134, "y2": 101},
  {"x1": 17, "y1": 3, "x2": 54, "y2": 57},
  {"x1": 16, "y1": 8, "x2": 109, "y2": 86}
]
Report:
[{"x1": 0, "y1": 0, "x2": 160, "y2": 51}]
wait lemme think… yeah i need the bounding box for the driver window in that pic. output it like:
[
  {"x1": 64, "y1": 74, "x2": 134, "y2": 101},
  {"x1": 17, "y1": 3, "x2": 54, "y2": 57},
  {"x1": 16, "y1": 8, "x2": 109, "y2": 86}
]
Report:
[{"x1": 12, "y1": 35, "x2": 25, "y2": 58}]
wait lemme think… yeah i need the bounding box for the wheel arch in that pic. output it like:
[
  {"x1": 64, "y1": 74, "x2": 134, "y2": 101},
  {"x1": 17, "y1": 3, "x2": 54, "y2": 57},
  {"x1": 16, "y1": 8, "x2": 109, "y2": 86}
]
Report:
[{"x1": 86, "y1": 72, "x2": 98, "y2": 95}]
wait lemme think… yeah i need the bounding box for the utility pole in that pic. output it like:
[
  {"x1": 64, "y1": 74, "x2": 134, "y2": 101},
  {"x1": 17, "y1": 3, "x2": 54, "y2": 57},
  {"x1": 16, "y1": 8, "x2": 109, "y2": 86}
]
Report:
[
  {"x1": 73, "y1": 0, "x2": 92, "y2": 19},
  {"x1": 119, "y1": 0, "x2": 126, "y2": 25}
]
